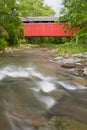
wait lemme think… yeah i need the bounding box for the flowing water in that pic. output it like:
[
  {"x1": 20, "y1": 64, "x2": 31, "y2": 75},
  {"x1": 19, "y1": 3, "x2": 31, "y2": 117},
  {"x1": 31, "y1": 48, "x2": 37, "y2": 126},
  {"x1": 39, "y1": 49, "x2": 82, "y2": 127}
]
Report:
[{"x1": 0, "y1": 49, "x2": 87, "y2": 130}]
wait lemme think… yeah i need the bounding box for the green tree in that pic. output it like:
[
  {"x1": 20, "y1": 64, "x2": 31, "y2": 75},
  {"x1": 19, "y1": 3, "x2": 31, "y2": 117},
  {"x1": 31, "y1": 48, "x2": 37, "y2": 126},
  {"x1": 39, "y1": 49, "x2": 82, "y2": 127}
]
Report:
[
  {"x1": 0, "y1": 0, "x2": 55, "y2": 48},
  {"x1": 0, "y1": 0, "x2": 23, "y2": 47},
  {"x1": 60, "y1": 0, "x2": 87, "y2": 43},
  {"x1": 18, "y1": 0, "x2": 55, "y2": 16}
]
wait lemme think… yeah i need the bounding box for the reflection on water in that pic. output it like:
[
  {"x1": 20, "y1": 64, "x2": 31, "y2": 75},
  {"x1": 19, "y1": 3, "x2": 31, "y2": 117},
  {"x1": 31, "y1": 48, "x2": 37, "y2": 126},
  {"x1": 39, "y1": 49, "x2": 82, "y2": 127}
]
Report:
[{"x1": 0, "y1": 51, "x2": 87, "y2": 130}]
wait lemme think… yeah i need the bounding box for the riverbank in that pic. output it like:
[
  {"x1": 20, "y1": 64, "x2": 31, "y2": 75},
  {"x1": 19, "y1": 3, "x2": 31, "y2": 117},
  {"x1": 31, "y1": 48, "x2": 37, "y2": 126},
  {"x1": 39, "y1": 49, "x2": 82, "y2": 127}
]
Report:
[
  {"x1": 0, "y1": 43, "x2": 87, "y2": 82},
  {"x1": 0, "y1": 42, "x2": 87, "y2": 55},
  {"x1": 51, "y1": 52, "x2": 87, "y2": 77},
  {"x1": 0, "y1": 44, "x2": 32, "y2": 54}
]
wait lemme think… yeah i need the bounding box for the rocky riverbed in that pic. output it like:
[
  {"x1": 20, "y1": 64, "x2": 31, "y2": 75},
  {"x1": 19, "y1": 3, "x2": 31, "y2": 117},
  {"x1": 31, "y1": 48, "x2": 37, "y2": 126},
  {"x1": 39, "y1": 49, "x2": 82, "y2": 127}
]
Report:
[
  {"x1": 0, "y1": 46, "x2": 87, "y2": 79},
  {"x1": 1, "y1": 46, "x2": 87, "y2": 79},
  {"x1": 51, "y1": 52, "x2": 87, "y2": 78}
]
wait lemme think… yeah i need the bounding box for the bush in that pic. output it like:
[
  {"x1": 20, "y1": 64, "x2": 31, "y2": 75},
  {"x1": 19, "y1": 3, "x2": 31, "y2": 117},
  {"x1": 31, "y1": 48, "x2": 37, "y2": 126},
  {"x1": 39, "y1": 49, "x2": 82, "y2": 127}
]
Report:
[
  {"x1": 18, "y1": 39, "x2": 27, "y2": 45},
  {"x1": 27, "y1": 37, "x2": 63, "y2": 44},
  {"x1": 0, "y1": 39, "x2": 8, "y2": 50},
  {"x1": 55, "y1": 42, "x2": 87, "y2": 56}
]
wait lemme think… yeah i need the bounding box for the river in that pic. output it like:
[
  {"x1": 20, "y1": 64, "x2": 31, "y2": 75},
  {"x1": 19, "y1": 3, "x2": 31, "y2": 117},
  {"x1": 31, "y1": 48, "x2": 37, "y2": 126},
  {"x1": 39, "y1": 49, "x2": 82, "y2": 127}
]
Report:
[{"x1": 0, "y1": 49, "x2": 87, "y2": 130}]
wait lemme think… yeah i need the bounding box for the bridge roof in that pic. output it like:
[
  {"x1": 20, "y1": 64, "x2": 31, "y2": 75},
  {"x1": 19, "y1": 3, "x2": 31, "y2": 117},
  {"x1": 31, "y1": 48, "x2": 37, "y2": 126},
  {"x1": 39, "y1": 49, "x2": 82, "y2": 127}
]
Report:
[{"x1": 20, "y1": 17, "x2": 58, "y2": 22}]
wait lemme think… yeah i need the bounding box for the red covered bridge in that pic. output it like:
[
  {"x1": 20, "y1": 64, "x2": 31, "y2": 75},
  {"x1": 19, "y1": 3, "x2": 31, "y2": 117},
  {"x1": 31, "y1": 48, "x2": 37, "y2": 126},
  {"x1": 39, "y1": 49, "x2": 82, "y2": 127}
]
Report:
[{"x1": 21, "y1": 17, "x2": 77, "y2": 37}]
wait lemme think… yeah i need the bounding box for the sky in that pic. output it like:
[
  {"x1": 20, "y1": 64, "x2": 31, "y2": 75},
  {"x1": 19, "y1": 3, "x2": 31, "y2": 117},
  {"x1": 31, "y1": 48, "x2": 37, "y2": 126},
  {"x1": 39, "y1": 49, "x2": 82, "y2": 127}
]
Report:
[{"x1": 44, "y1": 0, "x2": 63, "y2": 16}]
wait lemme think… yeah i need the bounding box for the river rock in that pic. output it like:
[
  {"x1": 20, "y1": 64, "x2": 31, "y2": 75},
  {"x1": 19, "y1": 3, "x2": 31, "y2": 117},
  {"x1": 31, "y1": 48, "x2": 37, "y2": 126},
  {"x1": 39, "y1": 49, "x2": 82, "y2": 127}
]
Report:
[
  {"x1": 54, "y1": 53, "x2": 87, "y2": 79},
  {"x1": 72, "y1": 52, "x2": 87, "y2": 58},
  {"x1": 62, "y1": 58, "x2": 81, "y2": 64},
  {"x1": 50, "y1": 94, "x2": 87, "y2": 124},
  {"x1": 31, "y1": 117, "x2": 48, "y2": 129},
  {"x1": 48, "y1": 116, "x2": 87, "y2": 130},
  {"x1": 74, "y1": 78, "x2": 87, "y2": 86},
  {"x1": 61, "y1": 63, "x2": 77, "y2": 68},
  {"x1": 54, "y1": 56, "x2": 64, "y2": 61},
  {"x1": 83, "y1": 67, "x2": 87, "y2": 76},
  {"x1": 54, "y1": 56, "x2": 81, "y2": 64}
]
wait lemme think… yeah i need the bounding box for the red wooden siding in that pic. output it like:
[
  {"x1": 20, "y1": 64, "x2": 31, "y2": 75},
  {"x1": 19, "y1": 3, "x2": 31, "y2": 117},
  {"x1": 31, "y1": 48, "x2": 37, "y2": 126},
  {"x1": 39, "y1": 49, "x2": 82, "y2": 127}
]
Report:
[{"x1": 23, "y1": 23, "x2": 77, "y2": 37}]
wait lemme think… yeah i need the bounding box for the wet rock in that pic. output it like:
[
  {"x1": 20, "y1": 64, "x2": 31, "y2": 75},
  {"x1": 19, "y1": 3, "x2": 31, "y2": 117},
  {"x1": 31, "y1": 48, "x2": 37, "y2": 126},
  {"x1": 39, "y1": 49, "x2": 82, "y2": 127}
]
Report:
[
  {"x1": 48, "y1": 116, "x2": 87, "y2": 130},
  {"x1": 54, "y1": 56, "x2": 64, "y2": 61},
  {"x1": 54, "y1": 52, "x2": 87, "y2": 79},
  {"x1": 54, "y1": 56, "x2": 81, "y2": 65},
  {"x1": 54, "y1": 56, "x2": 64, "y2": 63},
  {"x1": 49, "y1": 91, "x2": 62, "y2": 100},
  {"x1": 50, "y1": 94, "x2": 87, "y2": 124},
  {"x1": 72, "y1": 71, "x2": 82, "y2": 77},
  {"x1": 62, "y1": 58, "x2": 81, "y2": 64},
  {"x1": 48, "y1": 59, "x2": 54, "y2": 63},
  {"x1": 31, "y1": 117, "x2": 48, "y2": 128},
  {"x1": 74, "y1": 78, "x2": 87, "y2": 86},
  {"x1": 61, "y1": 63, "x2": 77, "y2": 68},
  {"x1": 83, "y1": 67, "x2": 87, "y2": 76},
  {"x1": 75, "y1": 62, "x2": 82, "y2": 65},
  {"x1": 72, "y1": 52, "x2": 87, "y2": 58}
]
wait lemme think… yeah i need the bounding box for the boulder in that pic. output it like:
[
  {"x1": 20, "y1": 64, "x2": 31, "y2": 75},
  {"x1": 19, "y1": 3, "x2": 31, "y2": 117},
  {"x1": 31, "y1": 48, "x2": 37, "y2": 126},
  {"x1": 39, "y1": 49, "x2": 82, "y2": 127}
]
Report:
[{"x1": 61, "y1": 63, "x2": 77, "y2": 68}]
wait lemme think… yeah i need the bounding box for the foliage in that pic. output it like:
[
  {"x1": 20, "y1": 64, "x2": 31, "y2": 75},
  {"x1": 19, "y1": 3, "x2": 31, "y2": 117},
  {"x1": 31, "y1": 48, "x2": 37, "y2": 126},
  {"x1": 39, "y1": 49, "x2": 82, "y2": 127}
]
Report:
[
  {"x1": 55, "y1": 42, "x2": 87, "y2": 56},
  {"x1": 60, "y1": 0, "x2": 87, "y2": 43},
  {"x1": 0, "y1": 0, "x2": 55, "y2": 49},
  {"x1": 26, "y1": 37, "x2": 87, "y2": 55},
  {"x1": 0, "y1": 38, "x2": 8, "y2": 50},
  {"x1": 0, "y1": 0, "x2": 23, "y2": 46},
  {"x1": 18, "y1": 39, "x2": 27, "y2": 45},
  {"x1": 18, "y1": 0, "x2": 55, "y2": 16},
  {"x1": 26, "y1": 37, "x2": 71, "y2": 45}
]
